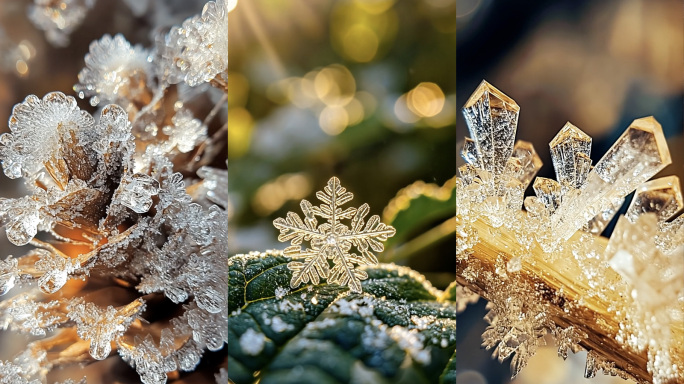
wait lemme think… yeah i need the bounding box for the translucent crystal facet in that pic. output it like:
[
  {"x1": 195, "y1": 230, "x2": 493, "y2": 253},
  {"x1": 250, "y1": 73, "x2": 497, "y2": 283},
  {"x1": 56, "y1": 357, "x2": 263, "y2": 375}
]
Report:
[
  {"x1": 462, "y1": 81, "x2": 519, "y2": 176},
  {"x1": 625, "y1": 176, "x2": 683, "y2": 223},
  {"x1": 550, "y1": 122, "x2": 592, "y2": 190},
  {"x1": 511, "y1": 140, "x2": 542, "y2": 188},
  {"x1": 553, "y1": 116, "x2": 672, "y2": 239}
]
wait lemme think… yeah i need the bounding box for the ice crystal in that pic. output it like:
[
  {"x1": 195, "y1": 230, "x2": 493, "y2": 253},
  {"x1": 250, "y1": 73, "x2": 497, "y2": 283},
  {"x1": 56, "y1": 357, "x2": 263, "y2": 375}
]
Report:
[
  {"x1": 160, "y1": 0, "x2": 228, "y2": 86},
  {"x1": 74, "y1": 34, "x2": 152, "y2": 108},
  {"x1": 274, "y1": 177, "x2": 396, "y2": 293},
  {"x1": 457, "y1": 80, "x2": 683, "y2": 382},
  {"x1": 68, "y1": 299, "x2": 145, "y2": 360},
  {"x1": 28, "y1": 0, "x2": 95, "y2": 47},
  {"x1": 0, "y1": 92, "x2": 95, "y2": 182}
]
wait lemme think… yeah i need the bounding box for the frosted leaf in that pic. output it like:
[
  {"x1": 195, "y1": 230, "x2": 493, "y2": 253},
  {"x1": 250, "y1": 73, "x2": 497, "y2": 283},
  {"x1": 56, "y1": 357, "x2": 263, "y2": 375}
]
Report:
[
  {"x1": 68, "y1": 299, "x2": 144, "y2": 360},
  {"x1": 0, "y1": 92, "x2": 95, "y2": 182},
  {"x1": 116, "y1": 173, "x2": 160, "y2": 213},
  {"x1": 0, "y1": 256, "x2": 18, "y2": 296},
  {"x1": 0, "y1": 197, "x2": 40, "y2": 246},
  {"x1": 161, "y1": 108, "x2": 207, "y2": 153},
  {"x1": 239, "y1": 328, "x2": 265, "y2": 356},
  {"x1": 28, "y1": 0, "x2": 95, "y2": 47},
  {"x1": 160, "y1": 0, "x2": 228, "y2": 86},
  {"x1": 274, "y1": 177, "x2": 396, "y2": 293},
  {"x1": 74, "y1": 34, "x2": 152, "y2": 107}
]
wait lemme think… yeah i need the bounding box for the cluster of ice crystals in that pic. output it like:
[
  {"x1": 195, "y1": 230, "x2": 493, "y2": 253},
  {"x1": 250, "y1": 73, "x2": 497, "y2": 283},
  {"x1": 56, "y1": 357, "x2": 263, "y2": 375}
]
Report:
[
  {"x1": 606, "y1": 214, "x2": 683, "y2": 384},
  {"x1": 74, "y1": 34, "x2": 152, "y2": 108},
  {"x1": 68, "y1": 299, "x2": 144, "y2": 360},
  {"x1": 115, "y1": 172, "x2": 160, "y2": 213},
  {"x1": 0, "y1": 92, "x2": 95, "y2": 181},
  {"x1": 457, "y1": 80, "x2": 682, "y2": 382},
  {"x1": 160, "y1": 108, "x2": 208, "y2": 153},
  {"x1": 28, "y1": 0, "x2": 95, "y2": 47},
  {"x1": 160, "y1": 0, "x2": 228, "y2": 86},
  {"x1": 34, "y1": 249, "x2": 80, "y2": 294},
  {"x1": 459, "y1": 82, "x2": 542, "y2": 230}
]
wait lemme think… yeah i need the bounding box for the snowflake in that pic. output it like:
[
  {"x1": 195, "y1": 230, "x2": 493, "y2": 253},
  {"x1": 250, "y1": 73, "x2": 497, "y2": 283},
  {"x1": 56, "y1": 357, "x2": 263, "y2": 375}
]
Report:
[{"x1": 273, "y1": 177, "x2": 396, "y2": 293}]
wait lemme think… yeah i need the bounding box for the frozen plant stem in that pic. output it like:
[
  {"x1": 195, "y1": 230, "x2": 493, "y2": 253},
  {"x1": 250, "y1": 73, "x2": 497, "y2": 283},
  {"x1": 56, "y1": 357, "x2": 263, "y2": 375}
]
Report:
[{"x1": 456, "y1": 213, "x2": 682, "y2": 383}]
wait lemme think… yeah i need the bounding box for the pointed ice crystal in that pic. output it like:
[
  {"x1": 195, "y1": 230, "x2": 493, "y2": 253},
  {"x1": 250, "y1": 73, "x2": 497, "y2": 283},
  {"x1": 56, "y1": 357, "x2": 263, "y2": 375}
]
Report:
[
  {"x1": 550, "y1": 122, "x2": 592, "y2": 191},
  {"x1": 462, "y1": 81, "x2": 519, "y2": 176},
  {"x1": 533, "y1": 177, "x2": 562, "y2": 214},
  {"x1": 625, "y1": 176, "x2": 683, "y2": 223},
  {"x1": 552, "y1": 117, "x2": 671, "y2": 239},
  {"x1": 510, "y1": 140, "x2": 542, "y2": 188}
]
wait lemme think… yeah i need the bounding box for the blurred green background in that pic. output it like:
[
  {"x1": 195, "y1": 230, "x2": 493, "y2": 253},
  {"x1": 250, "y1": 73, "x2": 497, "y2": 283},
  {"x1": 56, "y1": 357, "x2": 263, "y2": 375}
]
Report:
[{"x1": 228, "y1": 0, "x2": 457, "y2": 288}]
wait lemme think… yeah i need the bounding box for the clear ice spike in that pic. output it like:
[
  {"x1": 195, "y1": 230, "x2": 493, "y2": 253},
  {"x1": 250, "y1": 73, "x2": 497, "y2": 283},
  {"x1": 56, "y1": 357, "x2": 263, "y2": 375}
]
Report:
[
  {"x1": 549, "y1": 122, "x2": 592, "y2": 191},
  {"x1": 510, "y1": 140, "x2": 542, "y2": 188},
  {"x1": 462, "y1": 81, "x2": 520, "y2": 176},
  {"x1": 625, "y1": 176, "x2": 683, "y2": 223},
  {"x1": 552, "y1": 116, "x2": 671, "y2": 240}
]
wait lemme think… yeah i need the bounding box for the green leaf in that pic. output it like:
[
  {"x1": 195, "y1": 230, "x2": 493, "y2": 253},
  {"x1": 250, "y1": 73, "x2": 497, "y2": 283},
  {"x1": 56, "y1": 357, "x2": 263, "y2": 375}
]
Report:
[
  {"x1": 382, "y1": 177, "x2": 456, "y2": 251},
  {"x1": 228, "y1": 251, "x2": 457, "y2": 384}
]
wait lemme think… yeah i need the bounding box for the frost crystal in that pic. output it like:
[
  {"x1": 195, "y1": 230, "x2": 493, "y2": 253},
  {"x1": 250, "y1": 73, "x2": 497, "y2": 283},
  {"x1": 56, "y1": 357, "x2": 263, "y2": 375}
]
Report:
[
  {"x1": 0, "y1": 92, "x2": 95, "y2": 182},
  {"x1": 274, "y1": 177, "x2": 396, "y2": 293},
  {"x1": 239, "y1": 328, "x2": 266, "y2": 356},
  {"x1": 160, "y1": 0, "x2": 228, "y2": 86},
  {"x1": 74, "y1": 34, "x2": 152, "y2": 108},
  {"x1": 68, "y1": 299, "x2": 144, "y2": 360},
  {"x1": 28, "y1": 0, "x2": 95, "y2": 47}
]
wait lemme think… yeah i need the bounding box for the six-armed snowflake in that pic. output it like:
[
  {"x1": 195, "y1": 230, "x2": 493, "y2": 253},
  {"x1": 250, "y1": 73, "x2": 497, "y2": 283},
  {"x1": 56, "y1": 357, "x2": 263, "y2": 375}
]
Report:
[{"x1": 273, "y1": 177, "x2": 396, "y2": 293}]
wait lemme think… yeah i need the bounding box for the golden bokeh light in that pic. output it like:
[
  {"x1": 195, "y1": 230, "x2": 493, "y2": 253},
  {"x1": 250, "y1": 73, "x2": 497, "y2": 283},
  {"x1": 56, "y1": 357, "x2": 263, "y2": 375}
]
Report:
[
  {"x1": 344, "y1": 97, "x2": 365, "y2": 126},
  {"x1": 342, "y1": 24, "x2": 379, "y2": 62},
  {"x1": 319, "y1": 105, "x2": 349, "y2": 135},
  {"x1": 353, "y1": 0, "x2": 396, "y2": 15},
  {"x1": 227, "y1": 72, "x2": 250, "y2": 108},
  {"x1": 394, "y1": 94, "x2": 420, "y2": 124},
  {"x1": 227, "y1": 107, "x2": 254, "y2": 159},
  {"x1": 227, "y1": 0, "x2": 238, "y2": 13},
  {"x1": 252, "y1": 173, "x2": 314, "y2": 216},
  {"x1": 331, "y1": 0, "x2": 398, "y2": 63},
  {"x1": 407, "y1": 82, "x2": 445, "y2": 118},
  {"x1": 314, "y1": 65, "x2": 356, "y2": 106}
]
